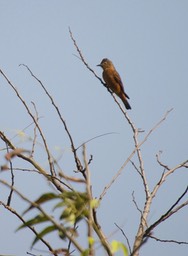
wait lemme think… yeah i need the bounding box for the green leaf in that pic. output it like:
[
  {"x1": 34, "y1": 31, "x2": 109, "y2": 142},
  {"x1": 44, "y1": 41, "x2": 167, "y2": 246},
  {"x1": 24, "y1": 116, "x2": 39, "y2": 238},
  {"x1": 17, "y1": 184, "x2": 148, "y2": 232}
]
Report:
[
  {"x1": 90, "y1": 199, "x2": 100, "y2": 209},
  {"x1": 111, "y1": 240, "x2": 128, "y2": 256},
  {"x1": 66, "y1": 213, "x2": 76, "y2": 225},
  {"x1": 23, "y1": 192, "x2": 59, "y2": 215},
  {"x1": 34, "y1": 192, "x2": 59, "y2": 204},
  {"x1": 60, "y1": 207, "x2": 72, "y2": 219},
  {"x1": 53, "y1": 201, "x2": 66, "y2": 211},
  {"x1": 16, "y1": 214, "x2": 48, "y2": 231},
  {"x1": 31, "y1": 225, "x2": 57, "y2": 247}
]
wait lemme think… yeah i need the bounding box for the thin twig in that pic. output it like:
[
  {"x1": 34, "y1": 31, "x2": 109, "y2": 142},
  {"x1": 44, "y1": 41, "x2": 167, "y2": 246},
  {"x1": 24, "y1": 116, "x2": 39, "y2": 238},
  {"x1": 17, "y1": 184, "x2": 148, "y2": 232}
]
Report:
[
  {"x1": 148, "y1": 234, "x2": 188, "y2": 245},
  {"x1": 0, "y1": 131, "x2": 66, "y2": 192},
  {"x1": 30, "y1": 102, "x2": 38, "y2": 158},
  {"x1": 114, "y1": 223, "x2": 132, "y2": 254},
  {"x1": 69, "y1": 27, "x2": 131, "y2": 115},
  {"x1": 0, "y1": 69, "x2": 55, "y2": 176},
  {"x1": 156, "y1": 151, "x2": 170, "y2": 171},
  {"x1": 69, "y1": 28, "x2": 103, "y2": 83},
  {"x1": 5, "y1": 142, "x2": 14, "y2": 206},
  {"x1": 144, "y1": 186, "x2": 188, "y2": 237},
  {"x1": 99, "y1": 109, "x2": 173, "y2": 201},
  {"x1": 0, "y1": 201, "x2": 58, "y2": 256},
  {"x1": 67, "y1": 224, "x2": 78, "y2": 254},
  {"x1": 10, "y1": 117, "x2": 44, "y2": 142},
  {"x1": 0, "y1": 180, "x2": 85, "y2": 254},
  {"x1": 132, "y1": 191, "x2": 142, "y2": 216},
  {"x1": 19, "y1": 63, "x2": 83, "y2": 174},
  {"x1": 131, "y1": 109, "x2": 173, "y2": 256},
  {"x1": 130, "y1": 160, "x2": 141, "y2": 175},
  {"x1": 75, "y1": 132, "x2": 118, "y2": 151},
  {"x1": 152, "y1": 159, "x2": 188, "y2": 197},
  {"x1": 83, "y1": 144, "x2": 94, "y2": 255}
]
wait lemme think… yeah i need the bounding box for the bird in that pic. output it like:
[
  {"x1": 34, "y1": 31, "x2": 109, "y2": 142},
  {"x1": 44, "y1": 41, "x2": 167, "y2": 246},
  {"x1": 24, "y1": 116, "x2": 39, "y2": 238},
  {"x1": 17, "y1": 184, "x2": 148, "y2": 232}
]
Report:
[{"x1": 97, "y1": 58, "x2": 131, "y2": 110}]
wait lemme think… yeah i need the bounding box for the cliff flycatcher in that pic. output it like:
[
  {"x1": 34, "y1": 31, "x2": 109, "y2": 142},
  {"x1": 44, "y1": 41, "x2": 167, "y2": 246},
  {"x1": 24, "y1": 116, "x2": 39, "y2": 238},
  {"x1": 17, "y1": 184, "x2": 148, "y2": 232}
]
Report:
[{"x1": 97, "y1": 58, "x2": 131, "y2": 110}]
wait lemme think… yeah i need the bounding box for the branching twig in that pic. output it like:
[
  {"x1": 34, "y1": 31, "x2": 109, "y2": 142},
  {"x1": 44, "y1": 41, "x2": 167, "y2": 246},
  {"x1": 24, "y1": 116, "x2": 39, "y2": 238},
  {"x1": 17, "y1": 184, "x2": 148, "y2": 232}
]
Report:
[
  {"x1": 19, "y1": 63, "x2": 83, "y2": 174},
  {"x1": 144, "y1": 186, "x2": 188, "y2": 238},
  {"x1": 0, "y1": 131, "x2": 66, "y2": 192},
  {"x1": 82, "y1": 144, "x2": 112, "y2": 255},
  {"x1": 0, "y1": 69, "x2": 55, "y2": 176},
  {"x1": 0, "y1": 201, "x2": 58, "y2": 256},
  {"x1": 152, "y1": 159, "x2": 188, "y2": 197},
  {"x1": 99, "y1": 109, "x2": 173, "y2": 201},
  {"x1": 130, "y1": 109, "x2": 173, "y2": 256}
]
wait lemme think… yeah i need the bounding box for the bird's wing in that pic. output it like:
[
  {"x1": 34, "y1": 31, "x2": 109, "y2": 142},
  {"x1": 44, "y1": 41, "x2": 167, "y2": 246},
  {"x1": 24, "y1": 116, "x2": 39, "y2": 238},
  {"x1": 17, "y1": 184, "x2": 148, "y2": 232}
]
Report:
[{"x1": 113, "y1": 71, "x2": 130, "y2": 99}]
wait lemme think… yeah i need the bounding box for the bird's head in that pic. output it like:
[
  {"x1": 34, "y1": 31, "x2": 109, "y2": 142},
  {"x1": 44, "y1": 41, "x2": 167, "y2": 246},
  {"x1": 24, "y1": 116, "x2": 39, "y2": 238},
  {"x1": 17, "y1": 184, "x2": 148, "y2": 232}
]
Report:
[{"x1": 97, "y1": 58, "x2": 113, "y2": 70}]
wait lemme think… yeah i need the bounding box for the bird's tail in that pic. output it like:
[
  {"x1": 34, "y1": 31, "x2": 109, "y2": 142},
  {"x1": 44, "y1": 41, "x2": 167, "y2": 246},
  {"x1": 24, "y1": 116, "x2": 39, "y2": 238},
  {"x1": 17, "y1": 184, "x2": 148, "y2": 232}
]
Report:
[
  {"x1": 123, "y1": 98, "x2": 131, "y2": 110},
  {"x1": 121, "y1": 93, "x2": 131, "y2": 110}
]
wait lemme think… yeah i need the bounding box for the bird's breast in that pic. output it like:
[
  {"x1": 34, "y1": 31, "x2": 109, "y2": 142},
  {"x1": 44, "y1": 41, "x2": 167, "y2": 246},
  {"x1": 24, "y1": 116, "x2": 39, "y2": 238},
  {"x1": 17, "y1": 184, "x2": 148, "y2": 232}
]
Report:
[{"x1": 102, "y1": 68, "x2": 121, "y2": 94}]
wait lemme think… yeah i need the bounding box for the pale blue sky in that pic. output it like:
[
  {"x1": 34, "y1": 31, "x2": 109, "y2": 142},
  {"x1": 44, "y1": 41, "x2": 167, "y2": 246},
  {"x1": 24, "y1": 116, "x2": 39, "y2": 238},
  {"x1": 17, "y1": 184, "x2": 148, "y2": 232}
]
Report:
[{"x1": 0, "y1": 1, "x2": 188, "y2": 255}]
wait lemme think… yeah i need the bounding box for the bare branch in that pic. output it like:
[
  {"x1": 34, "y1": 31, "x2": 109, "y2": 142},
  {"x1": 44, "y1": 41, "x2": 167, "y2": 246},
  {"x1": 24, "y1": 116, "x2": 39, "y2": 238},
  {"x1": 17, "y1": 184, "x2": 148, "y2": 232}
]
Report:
[
  {"x1": 0, "y1": 69, "x2": 55, "y2": 176},
  {"x1": 75, "y1": 132, "x2": 118, "y2": 151},
  {"x1": 67, "y1": 224, "x2": 78, "y2": 254},
  {"x1": 30, "y1": 102, "x2": 38, "y2": 158},
  {"x1": 0, "y1": 201, "x2": 58, "y2": 256},
  {"x1": 99, "y1": 109, "x2": 173, "y2": 201},
  {"x1": 5, "y1": 142, "x2": 15, "y2": 206},
  {"x1": 0, "y1": 131, "x2": 66, "y2": 192},
  {"x1": 144, "y1": 186, "x2": 188, "y2": 237},
  {"x1": 19, "y1": 63, "x2": 83, "y2": 174},
  {"x1": 132, "y1": 191, "x2": 142, "y2": 216},
  {"x1": 152, "y1": 159, "x2": 188, "y2": 197},
  {"x1": 148, "y1": 234, "x2": 188, "y2": 245},
  {"x1": 82, "y1": 146, "x2": 113, "y2": 255},
  {"x1": 83, "y1": 144, "x2": 94, "y2": 255},
  {"x1": 156, "y1": 151, "x2": 170, "y2": 170},
  {"x1": 69, "y1": 27, "x2": 103, "y2": 84},
  {"x1": 114, "y1": 223, "x2": 132, "y2": 254},
  {"x1": 130, "y1": 160, "x2": 141, "y2": 175}
]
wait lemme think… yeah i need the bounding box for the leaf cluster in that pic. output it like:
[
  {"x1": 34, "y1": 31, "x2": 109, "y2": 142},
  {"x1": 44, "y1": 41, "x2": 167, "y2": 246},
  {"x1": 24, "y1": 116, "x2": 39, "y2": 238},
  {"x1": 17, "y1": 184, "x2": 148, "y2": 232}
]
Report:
[{"x1": 18, "y1": 191, "x2": 89, "y2": 247}]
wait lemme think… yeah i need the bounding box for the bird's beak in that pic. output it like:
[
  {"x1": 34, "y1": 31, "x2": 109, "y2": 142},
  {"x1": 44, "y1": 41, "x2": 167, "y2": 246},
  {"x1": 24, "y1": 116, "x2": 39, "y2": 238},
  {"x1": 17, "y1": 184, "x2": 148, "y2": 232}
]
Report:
[{"x1": 97, "y1": 64, "x2": 101, "y2": 67}]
